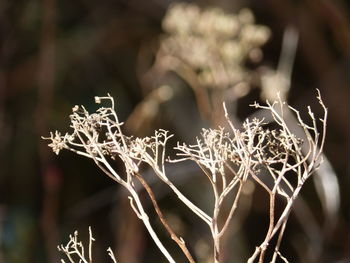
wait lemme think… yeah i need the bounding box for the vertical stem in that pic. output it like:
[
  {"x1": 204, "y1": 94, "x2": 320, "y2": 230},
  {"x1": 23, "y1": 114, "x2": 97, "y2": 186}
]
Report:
[
  {"x1": 258, "y1": 193, "x2": 275, "y2": 263},
  {"x1": 128, "y1": 188, "x2": 176, "y2": 263},
  {"x1": 271, "y1": 220, "x2": 287, "y2": 263},
  {"x1": 134, "y1": 172, "x2": 196, "y2": 263},
  {"x1": 88, "y1": 226, "x2": 94, "y2": 263},
  {"x1": 212, "y1": 185, "x2": 221, "y2": 263}
]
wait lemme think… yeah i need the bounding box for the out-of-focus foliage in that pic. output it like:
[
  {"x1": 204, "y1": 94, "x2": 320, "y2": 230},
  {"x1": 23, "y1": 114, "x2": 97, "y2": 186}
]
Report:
[{"x1": 161, "y1": 3, "x2": 270, "y2": 88}]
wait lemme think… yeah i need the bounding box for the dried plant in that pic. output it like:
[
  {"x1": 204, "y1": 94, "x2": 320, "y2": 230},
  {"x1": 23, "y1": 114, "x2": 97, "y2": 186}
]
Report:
[
  {"x1": 160, "y1": 3, "x2": 270, "y2": 89},
  {"x1": 144, "y1": 3, "x2": 271, "y2": 123},
  {"x1": 44, "y1": 89, "x2": 327, "y2": 263},
  {"x1": 58, "y1": 226, "x2": 117, "y2": 263}
]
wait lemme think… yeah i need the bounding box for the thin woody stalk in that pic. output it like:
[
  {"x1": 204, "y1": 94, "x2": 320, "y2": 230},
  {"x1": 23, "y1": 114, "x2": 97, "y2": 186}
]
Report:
[
  {"x1": 133, "y1": 171, "x2": 196, "y2": 263},
  {"x1": 45, "y1": 91, "x2": 327, "y2": 263}
]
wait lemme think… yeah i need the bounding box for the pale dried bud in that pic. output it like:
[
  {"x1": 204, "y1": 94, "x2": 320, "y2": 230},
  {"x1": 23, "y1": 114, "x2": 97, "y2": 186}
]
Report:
[
  {"x1": 95, "y1": 96, "x2": 101, "y2": 104},
  {"x1": 72, "y1": 105, "x2": 79, "y2": 112}
]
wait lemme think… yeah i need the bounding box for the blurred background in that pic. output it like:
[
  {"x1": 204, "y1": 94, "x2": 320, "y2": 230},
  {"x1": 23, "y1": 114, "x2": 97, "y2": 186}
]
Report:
[{"x1": 1, "y1": 0, "x2": 350, "y2": 262}]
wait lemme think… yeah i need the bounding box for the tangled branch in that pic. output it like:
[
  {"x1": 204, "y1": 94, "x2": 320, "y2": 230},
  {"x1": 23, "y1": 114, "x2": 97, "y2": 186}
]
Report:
[{"x1": 44, "y1": 90, "x2": 327, "y2": 263}]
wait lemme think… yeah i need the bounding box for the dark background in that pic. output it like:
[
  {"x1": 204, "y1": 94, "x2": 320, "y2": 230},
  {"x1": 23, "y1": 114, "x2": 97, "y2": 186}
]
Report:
[{"x1": 1, "y1": 0, "x2": 350, "y2": 262}]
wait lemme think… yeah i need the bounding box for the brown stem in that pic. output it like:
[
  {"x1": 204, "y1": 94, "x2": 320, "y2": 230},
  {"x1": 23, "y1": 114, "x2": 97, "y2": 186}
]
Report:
[
  {"x1": 271, "y1": 220, "x2": 287, "y2": 263},
  {"x1": 218, "y1": 181, "x2": 243, "y2": 238},
  {"x1": 258, "y1": 193, "x2": 275, "y2": 263},
  {"x1": 134, "y1": 172, "x2": 196, "y2": 263}
]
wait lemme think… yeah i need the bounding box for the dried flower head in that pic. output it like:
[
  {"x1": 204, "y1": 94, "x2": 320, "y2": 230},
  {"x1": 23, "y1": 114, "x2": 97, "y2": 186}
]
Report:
[
  {"x1": 160, "y1": 3, "x2": 271, "y2": 88},
  {"x1": 45, "y1": 90, "x2": 327, "y2": 263}
]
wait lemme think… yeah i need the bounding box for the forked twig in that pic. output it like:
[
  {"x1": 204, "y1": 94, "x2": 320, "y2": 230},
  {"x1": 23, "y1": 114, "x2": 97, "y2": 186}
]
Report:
[{"x1": 45, "y1": 90, "x2": 327, "y2": 263}]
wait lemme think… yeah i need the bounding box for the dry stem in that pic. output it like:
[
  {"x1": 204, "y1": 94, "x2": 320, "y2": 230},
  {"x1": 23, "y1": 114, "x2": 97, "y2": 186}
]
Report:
[{"x1": 45, "y1": 91, "x2": 327, "y2": 263}]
